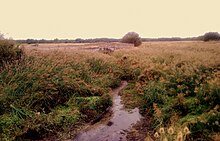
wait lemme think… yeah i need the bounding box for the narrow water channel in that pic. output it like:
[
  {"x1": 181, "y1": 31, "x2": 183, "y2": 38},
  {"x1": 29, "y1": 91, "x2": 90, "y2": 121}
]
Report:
[{"x1": 74, "y1": 81, "x2": 142, "y2": 141}]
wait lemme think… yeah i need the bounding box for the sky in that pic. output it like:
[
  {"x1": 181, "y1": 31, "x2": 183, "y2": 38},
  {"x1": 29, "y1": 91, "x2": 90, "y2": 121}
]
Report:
[{"x1": 0, "y1": 0, "x2": 220, "y2": 39}]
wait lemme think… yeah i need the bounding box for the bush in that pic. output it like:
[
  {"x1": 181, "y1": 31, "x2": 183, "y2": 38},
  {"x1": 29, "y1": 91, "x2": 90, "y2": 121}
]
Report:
[
  {"x1": 121, "y1": 32, "x2": 142, "y2": 47},
  {"x1": 0, "y1": 39, "x2": 24, "y2": 68},
  {"x1": 203, "y1": 32, "x2": 220, "y2": 41}
]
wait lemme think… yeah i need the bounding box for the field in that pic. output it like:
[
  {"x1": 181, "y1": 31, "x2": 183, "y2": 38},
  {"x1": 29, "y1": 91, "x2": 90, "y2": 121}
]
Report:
[
  {"x1": 24, "y1": 42, "x2": 133, "y2": 51},
  {"x1": 0, "y1": 41, "x2": 220, "y2": 141}
]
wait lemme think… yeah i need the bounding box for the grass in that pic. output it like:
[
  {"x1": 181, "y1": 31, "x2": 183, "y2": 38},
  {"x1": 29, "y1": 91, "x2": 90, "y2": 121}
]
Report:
[
  {"x1": 0, "y1": 49, "x2": 118, "y2": 140},
  {"x1": 141, "y1": 64, "x2": 220, "y2": 140},
  {"x1": 0, "y1": 41, "x2": 220, "y2": 140},
  {"x1": 116, "y1": 41, "x2": 220, "y2": 140}
]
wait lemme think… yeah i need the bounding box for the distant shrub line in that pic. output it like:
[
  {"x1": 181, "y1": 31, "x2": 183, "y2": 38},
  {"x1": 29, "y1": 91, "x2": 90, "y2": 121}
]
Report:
[{"x1": 14, "y1": 31, "x2": 220, "y2": 44}]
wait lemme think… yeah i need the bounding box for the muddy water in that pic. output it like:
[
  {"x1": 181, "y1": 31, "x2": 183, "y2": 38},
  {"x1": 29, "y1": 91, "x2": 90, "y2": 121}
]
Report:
[{"x1": 73, "y1": 81, "x2": 142, "y2": 141}]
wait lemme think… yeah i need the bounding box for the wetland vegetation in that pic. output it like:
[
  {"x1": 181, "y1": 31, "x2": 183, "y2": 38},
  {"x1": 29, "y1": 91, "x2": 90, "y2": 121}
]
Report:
[{"x1": 0, "y1": 37, "x2": 220, "y2": 140}]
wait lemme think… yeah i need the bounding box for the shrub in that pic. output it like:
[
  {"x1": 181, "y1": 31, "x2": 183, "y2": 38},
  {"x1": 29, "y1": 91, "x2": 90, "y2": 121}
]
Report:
[
  {"x1": 0, "y1": 39, "x2": 24, "y2": 68},
  {"x1": 121, "y1": 32, "x2": 142, "y2": 47},
  {"x1": 203, "y1": 32, "x2": 220, "y2": 41}
]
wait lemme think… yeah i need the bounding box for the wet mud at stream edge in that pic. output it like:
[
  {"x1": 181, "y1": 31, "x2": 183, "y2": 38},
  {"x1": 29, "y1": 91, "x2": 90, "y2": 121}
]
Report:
[{"x1": 73, "y1": 81, "x2": 146, "y2": 141}]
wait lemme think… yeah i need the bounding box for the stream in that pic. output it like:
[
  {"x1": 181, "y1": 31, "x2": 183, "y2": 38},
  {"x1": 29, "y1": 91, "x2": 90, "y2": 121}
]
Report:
[{"x1": 73, "y1": 81, "x2": 142, "y2": 141}]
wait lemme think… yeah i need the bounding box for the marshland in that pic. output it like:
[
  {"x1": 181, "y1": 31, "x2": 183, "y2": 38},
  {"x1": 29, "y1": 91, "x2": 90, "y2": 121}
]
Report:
[
  {"x1": 1, "y1": 0, "x2": 220, "y2": 140},
  {"x1": 1, "y1": 36, "x2": 220, "y2": 140}
]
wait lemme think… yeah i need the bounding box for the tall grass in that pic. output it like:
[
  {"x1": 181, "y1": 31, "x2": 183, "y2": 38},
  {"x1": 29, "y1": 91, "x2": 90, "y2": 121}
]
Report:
[
  {"x1": 116, "y1": 41, "x2": 220, "y2": 140},
  {"x1": 139, "y1": 63, "x2": 220, "y2": 140},
  {"x1": 1, "y1": 41, "x2": 220, "y2": 140},
  {"x1": 0, "y1": 49, "x2": 115, "y2": 140}
]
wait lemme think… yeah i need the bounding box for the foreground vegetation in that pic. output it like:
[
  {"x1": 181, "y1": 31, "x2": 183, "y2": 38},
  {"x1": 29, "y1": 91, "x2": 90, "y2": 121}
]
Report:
[
  {"x1": 126, "y1": 61, "x2": 220, "y2": 140},
  {"x1": 118, "y1": 42, "x2": 220, "y2": 141},
  {"x1": 0, "y1": 41, "x2": 139, "y2": 140},
  {"x1": 0, "y1": 40, "x2": 220, "y2": 140}
]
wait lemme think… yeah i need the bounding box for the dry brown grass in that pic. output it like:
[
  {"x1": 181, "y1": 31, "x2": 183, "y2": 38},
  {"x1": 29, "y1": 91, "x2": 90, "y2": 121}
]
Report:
[
  {"x1": 114, "y1": 41, "x2": 220, "y2": 67},
  {"x1": 23, "y1": 41, "x2": 220, "y2": 73},
  {"x1": 24, "y1": 45, "x2": 117, "y2": 64},
  {"x1": 24, "y1": 42, "x2": 133, "y2": 51}
]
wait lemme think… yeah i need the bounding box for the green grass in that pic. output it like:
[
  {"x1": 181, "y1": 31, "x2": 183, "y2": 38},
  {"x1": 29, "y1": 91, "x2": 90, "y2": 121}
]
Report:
[
  {"x1": 0, "y1": 55, "x2": 116, "y2": 140},
  {"x1": 122, "y1": 60, "x2": 220, "y2": 140}
]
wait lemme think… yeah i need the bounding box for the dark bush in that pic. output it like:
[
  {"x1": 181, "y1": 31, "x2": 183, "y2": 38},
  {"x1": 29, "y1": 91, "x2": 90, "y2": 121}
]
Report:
[
  {"x1": 203, "y1": 32, "x2": 220, "y2": 41},
  {"x1": 0, "y1": 39, "x2": 23, "y2": 68},
  {"x1": 121, "y1": 32, "x2": 142, "y2": 47}
]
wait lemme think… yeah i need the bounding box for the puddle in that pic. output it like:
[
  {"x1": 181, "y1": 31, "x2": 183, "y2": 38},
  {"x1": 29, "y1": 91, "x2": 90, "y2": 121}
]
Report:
[{"x1": 73, "y1": 81, "x2": 142, "y2": 141}]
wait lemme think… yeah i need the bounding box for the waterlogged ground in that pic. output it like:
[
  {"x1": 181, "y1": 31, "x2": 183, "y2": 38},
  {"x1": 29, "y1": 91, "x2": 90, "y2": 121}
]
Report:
[{"x1": 74, "y1": 81, "x2": 142, "y2": 141}]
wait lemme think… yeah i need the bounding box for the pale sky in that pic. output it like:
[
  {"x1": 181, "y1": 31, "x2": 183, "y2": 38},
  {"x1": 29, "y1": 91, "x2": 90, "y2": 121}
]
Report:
[{"x1": 0, "y1": 0, "x2": 220, "y2": 39}]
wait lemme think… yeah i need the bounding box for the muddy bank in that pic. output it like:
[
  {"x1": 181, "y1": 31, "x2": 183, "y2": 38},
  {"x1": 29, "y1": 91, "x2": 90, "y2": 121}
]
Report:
[
  {"x1": 73, "y1": 81, "x2": 142, "y2": 141},
  {"x1": 126, "y1": 115, "x2": 154, "y2": 141}
]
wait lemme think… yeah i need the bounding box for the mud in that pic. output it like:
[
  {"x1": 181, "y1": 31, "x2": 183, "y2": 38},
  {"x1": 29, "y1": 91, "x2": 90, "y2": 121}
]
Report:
[
  {"x1": 126, "y1": 115, "x2": 154, "y2": 141},
  {"x1": 73, "y1": 81, "x2": 143, "y2": 141}
]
